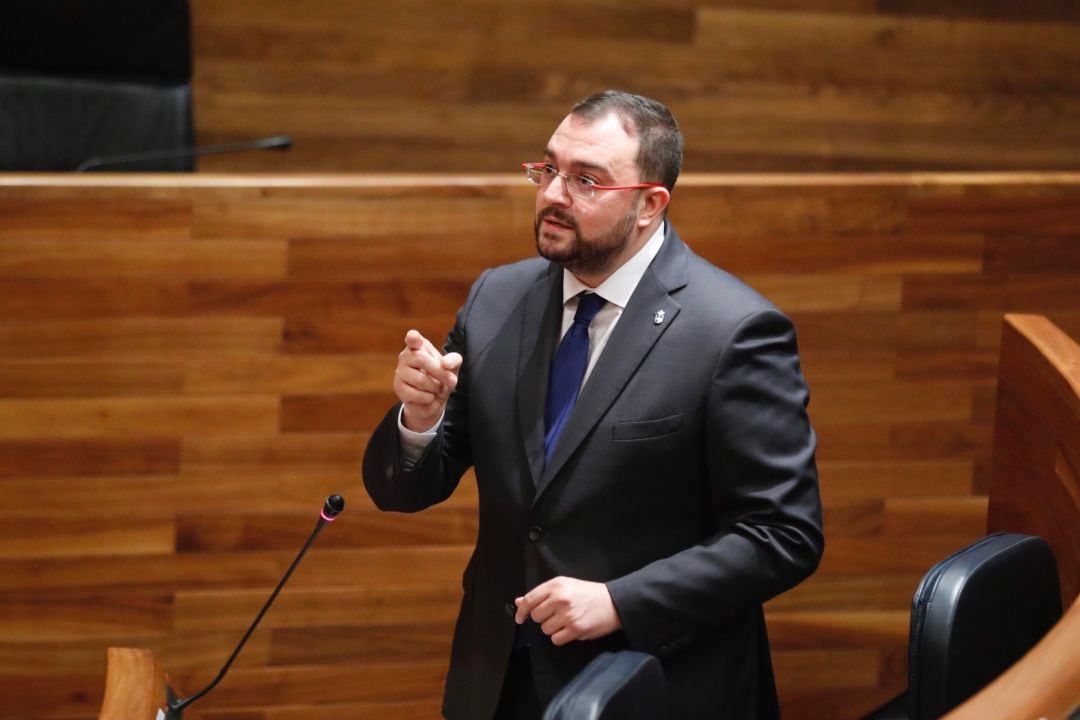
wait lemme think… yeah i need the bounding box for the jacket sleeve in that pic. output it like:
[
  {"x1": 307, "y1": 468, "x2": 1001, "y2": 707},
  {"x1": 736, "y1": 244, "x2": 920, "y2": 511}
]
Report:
[{"x1": 360, "y1": 270, "x2": 490, "y2": 513}]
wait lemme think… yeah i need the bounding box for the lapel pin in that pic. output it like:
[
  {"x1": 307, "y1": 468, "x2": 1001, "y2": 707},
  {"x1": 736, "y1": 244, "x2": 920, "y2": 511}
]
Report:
[{"x1": 653, "y1": 309, "x2": 665, "y2": 325}]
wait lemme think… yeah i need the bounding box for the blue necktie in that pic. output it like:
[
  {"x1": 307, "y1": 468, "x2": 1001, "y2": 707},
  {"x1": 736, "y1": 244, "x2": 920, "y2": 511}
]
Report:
[{"x1": 544, "y1": 292, "x2": 606, "y2": 463}]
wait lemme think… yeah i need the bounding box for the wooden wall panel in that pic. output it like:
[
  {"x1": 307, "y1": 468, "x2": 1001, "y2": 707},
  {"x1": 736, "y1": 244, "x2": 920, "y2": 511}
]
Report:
[
  {"x1": 185, "y1": 1, "x2": 1080, "y2": 173},
  {"x1": 0, "y1": 173, "x2": 1078, "y2": 719}
]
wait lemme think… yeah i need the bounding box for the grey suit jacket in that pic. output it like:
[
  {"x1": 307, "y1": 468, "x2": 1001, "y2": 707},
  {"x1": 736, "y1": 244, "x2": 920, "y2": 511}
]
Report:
[{"x1": 363, "y1": 225, "x2": 824, "y2": 719}]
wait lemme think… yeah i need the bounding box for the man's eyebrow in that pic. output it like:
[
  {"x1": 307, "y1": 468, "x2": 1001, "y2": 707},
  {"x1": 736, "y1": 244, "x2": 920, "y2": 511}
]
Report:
[{"x1": 543, "y1": 148, "x2": 610, "y2": 175}]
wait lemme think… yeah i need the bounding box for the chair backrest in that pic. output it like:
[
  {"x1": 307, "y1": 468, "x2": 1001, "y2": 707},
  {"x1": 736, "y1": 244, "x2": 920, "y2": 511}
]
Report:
[
  {"x1": 0, "y1": 76, "x2": 193, "y2": 171},
  {"x1": 0, "y1": 0, "x2": 193, "y2": 171},
  {"x1": 908, "y1": 532, "x2": 1062, "y2": 720},
  {"x1": 542, "y1": 651, "x2": 666, "y2": 720}
]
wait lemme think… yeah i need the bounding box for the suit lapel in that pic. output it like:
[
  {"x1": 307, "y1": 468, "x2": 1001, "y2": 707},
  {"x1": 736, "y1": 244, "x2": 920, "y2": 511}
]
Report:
[
  {"x1": 534, "y1": 228, "x2": 690, "y2": 500},
  {"x1": 516, "y1": 266, "x2": 564, "y2": 487}
]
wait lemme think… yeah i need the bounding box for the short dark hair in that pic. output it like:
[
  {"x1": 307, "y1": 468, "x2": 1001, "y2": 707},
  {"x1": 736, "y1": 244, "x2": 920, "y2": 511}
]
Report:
[{"x1": 570, "y1": 90, "x2": 683, "y2": 192}]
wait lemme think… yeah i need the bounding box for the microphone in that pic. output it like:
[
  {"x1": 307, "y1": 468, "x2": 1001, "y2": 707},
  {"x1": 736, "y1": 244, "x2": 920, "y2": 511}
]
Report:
[
  {"x1": 160, "y1": 494, "x2": 345, "y2": 719},
  {"x1": 75, "y1": 135, "x2": 293, "y2": 172}
]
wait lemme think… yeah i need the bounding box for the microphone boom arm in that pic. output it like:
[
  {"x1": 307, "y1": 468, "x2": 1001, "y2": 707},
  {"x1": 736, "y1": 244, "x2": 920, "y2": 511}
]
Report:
[
  {"x1": 75, "y1": 135, "x2": 292, "y2": 173},
  {"x1": 163, "y1": 494, "x2": 344, "y2": 719}
]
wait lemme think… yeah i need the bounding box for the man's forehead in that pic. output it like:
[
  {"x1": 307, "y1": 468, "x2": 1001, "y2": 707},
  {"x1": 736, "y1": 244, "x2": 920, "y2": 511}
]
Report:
[{"x1": 546, "y1": 112, "x2": 639, "y2": 171}]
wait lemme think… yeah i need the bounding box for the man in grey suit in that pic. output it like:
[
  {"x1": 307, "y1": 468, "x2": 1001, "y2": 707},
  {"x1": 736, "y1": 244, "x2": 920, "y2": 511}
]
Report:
[{"x1": 363, "y1": 91, "x2": 824, "y2": 719}]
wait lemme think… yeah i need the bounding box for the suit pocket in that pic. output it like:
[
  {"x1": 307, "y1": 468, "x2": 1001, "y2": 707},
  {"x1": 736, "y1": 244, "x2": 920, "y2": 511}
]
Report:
[{"x1": 612, "y1": 413, "x2": 684, "y2": 442}]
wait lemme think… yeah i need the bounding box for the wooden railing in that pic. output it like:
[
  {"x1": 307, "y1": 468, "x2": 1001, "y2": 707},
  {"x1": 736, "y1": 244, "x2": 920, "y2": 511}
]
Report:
[
  {"x1": 98, "y1": 648, "x2": 169, "y2": 720},
  {"x1": 942, "y1": 314, "x2": 1080, "y2": 720},
  {"x1": 1, "y1": 173, "x2": 1079, "y2": 719}
]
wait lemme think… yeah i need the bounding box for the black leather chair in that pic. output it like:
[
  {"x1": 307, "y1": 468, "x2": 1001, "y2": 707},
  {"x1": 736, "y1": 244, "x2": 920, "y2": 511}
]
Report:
[
  {"x1": 866, "y1": 532, "x2": 1063, "y2": 720},
  {"x1": 0, "y1": 0, "x2": 194, "y2": 171},
  {"x1": 542, "y1": 651, "x2": 666, "y2": 720}
]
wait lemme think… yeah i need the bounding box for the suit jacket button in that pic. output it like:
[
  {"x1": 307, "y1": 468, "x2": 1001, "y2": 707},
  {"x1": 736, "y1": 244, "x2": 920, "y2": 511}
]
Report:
[
  {"x1": 528, "y1": 526, "x2": 544, "y2": 542},
  {"x1": 504, "y1": 602, "x2": 517, "y2": 617}
]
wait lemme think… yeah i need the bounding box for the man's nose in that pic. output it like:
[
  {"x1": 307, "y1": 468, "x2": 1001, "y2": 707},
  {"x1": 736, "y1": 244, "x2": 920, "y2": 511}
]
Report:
[{"x1": 542, "y1": 173, "x2": 572, "y2": 206}]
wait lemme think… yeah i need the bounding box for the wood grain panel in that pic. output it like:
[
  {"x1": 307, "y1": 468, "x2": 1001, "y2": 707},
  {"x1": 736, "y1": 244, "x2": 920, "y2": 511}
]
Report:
[
  {"x1": 741, "y1": 273, "x2": 902, "y2": 312},
  {"x1": 281, "y1": 316, "x2": 456, "y2": 354},
  {"x1": 0, "y1": 279, "x2": 190, "y2": 319},
  {"x1": 808, "y1": 381, "x2": 975, "y2": 424},
  {"x1": 0, "y1": 633, "x2": 275, "y2": 675},
  {"x1": 0, "y1": 239, "x2": 287, "y2": 279},
  {"x1": 173, "y1": 587, "x2": 463, "y2": 631},
  {"x1": 881, "y1": 496, "x2": 988, "y2": 535},
  {"x1": 0, "y1": 546, "x2": 473, "y2": 594},
  {"x1": 182, "y1": 355, "x2": 389, "y2": 396},
  {"x1": 0, "y1": 361, "x2": 184, "y2": 397},
  {"x1": 176, "y1": 507, "x2": 477, "y2": 551},
  {"x1": 789, "y1": 310, "x2": 980, "y2": 351},
  {"x1": 983, "y1": 235, "x2": 1080, "y2": 274},
  {"x1": 0, "y1": 474, "x2": 365, "y2": 520},
  {"x1": 0, "y1": 673, "x2": 105, "y2": 720},
  {"x1": 0, "y1": 517, "x2": 175, "y2": 559},
  {"x1": 0, "y1": 278, "x2": 435, "y2": 322},
  {"x1": 0, "y1": 318, "x2": 284, "y2": 359},
  {"x1": 767, "y1": 610, "x2": 909, "y2": 650},
  {"x1": 905, "y1": 190, "x2": 1080, "y2": 234},
  {"x1": 184, "y1": 2, "x2": 1080, "y2": 174},
  {"x1": 817, "y1": 460, "x2": 974, "y2": 501},
  {"x1": 279, "y1": 393, "x2": 407, "y2": 433},
  {"x1": 267, "y1": 623, "x2": 454, "y2": 666},
  {"x1": 191, "y1": 193, "x2": 533, "y2": 244},
  {"x1": 0, "y1": 595, "x2": 173, "y2": 641},
  {"x1": 0, "y1": 173, "x2": 1078, "y2": 719},
  {"x1": 903, "y1": 273, "x2": 1080, "y2": 311},
  {"x1": 0, "y1": 199, "x2": 190, "y2": 240},
  {"x1": 879, "y1": 0, "x2": 1080, "y2": 23},
  {"x1": 818, "y1": 535, "x2": 983, "y2": 575},
  {"x1": 180, "y1": 434, "x2": 366, "y2": 473},
  {"x1": 168, "y1": 661, "x2": 447, "y2": 706},
  {"x1": 768, "y1": 574, "x2": 924, "y2": 612},
  {"x1": 893, "y1": 348, "x2": 999, "y2": 381},
  {"x1": 693, "y1": 10, "x2": 1080, "y2": 94},
  {"x1": 0, "y1": 438, "x2": 180, "y2": 476},
  {"x1": 0, "y1": 397, "x2": 279, "y2": 438},
  {"x1": 799, "y1": 351, "x2": 895, "y2": 386},
  {"x1": 288, "y1": 233, "x2": 535, "y2": 281}
]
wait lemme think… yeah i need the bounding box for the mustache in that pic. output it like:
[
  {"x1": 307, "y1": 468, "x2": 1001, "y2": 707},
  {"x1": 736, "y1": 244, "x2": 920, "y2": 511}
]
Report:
[{"x1": 536, "y1": 206, "x2": 579, "y2": 231}]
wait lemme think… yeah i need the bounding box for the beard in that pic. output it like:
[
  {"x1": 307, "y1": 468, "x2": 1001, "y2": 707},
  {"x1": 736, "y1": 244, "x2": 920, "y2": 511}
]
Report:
[{"x1": 534, "y1": 205, "x2": 638, "y2": 279}]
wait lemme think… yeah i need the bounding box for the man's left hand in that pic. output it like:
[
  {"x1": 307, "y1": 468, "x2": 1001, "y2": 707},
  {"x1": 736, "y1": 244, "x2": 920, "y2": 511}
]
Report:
[{"x1": 514, "y1": 577, "x2": 622, "y2": 646}]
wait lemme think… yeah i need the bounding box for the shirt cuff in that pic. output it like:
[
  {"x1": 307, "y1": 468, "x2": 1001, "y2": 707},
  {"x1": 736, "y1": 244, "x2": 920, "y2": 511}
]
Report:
[{"x1": 397, "y1": 405, "x2": 441, "y2": 468}]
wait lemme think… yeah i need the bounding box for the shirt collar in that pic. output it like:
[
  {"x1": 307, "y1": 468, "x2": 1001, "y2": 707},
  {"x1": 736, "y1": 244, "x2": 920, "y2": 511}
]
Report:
[{"x1": 561, "y1": 222, "x2": 666, "y2": 308}]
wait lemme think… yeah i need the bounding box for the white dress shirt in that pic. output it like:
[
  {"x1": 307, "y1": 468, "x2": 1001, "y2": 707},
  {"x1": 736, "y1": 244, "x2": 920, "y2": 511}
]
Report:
[{"x1": 558, "y1": 222, "x2": 666, "y2": 385}]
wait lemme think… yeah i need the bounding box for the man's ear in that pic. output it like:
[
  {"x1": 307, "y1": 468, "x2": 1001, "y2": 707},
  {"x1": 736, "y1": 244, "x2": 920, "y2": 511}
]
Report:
[{"x1": 637, "y1": 187, "x2": 671, "y2": 227}]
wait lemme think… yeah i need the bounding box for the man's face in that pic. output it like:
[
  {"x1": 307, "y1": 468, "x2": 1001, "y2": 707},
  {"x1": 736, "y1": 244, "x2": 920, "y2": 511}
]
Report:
[{"x1": 533, "y1": 112, "x2": 647, "y2": 284}]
